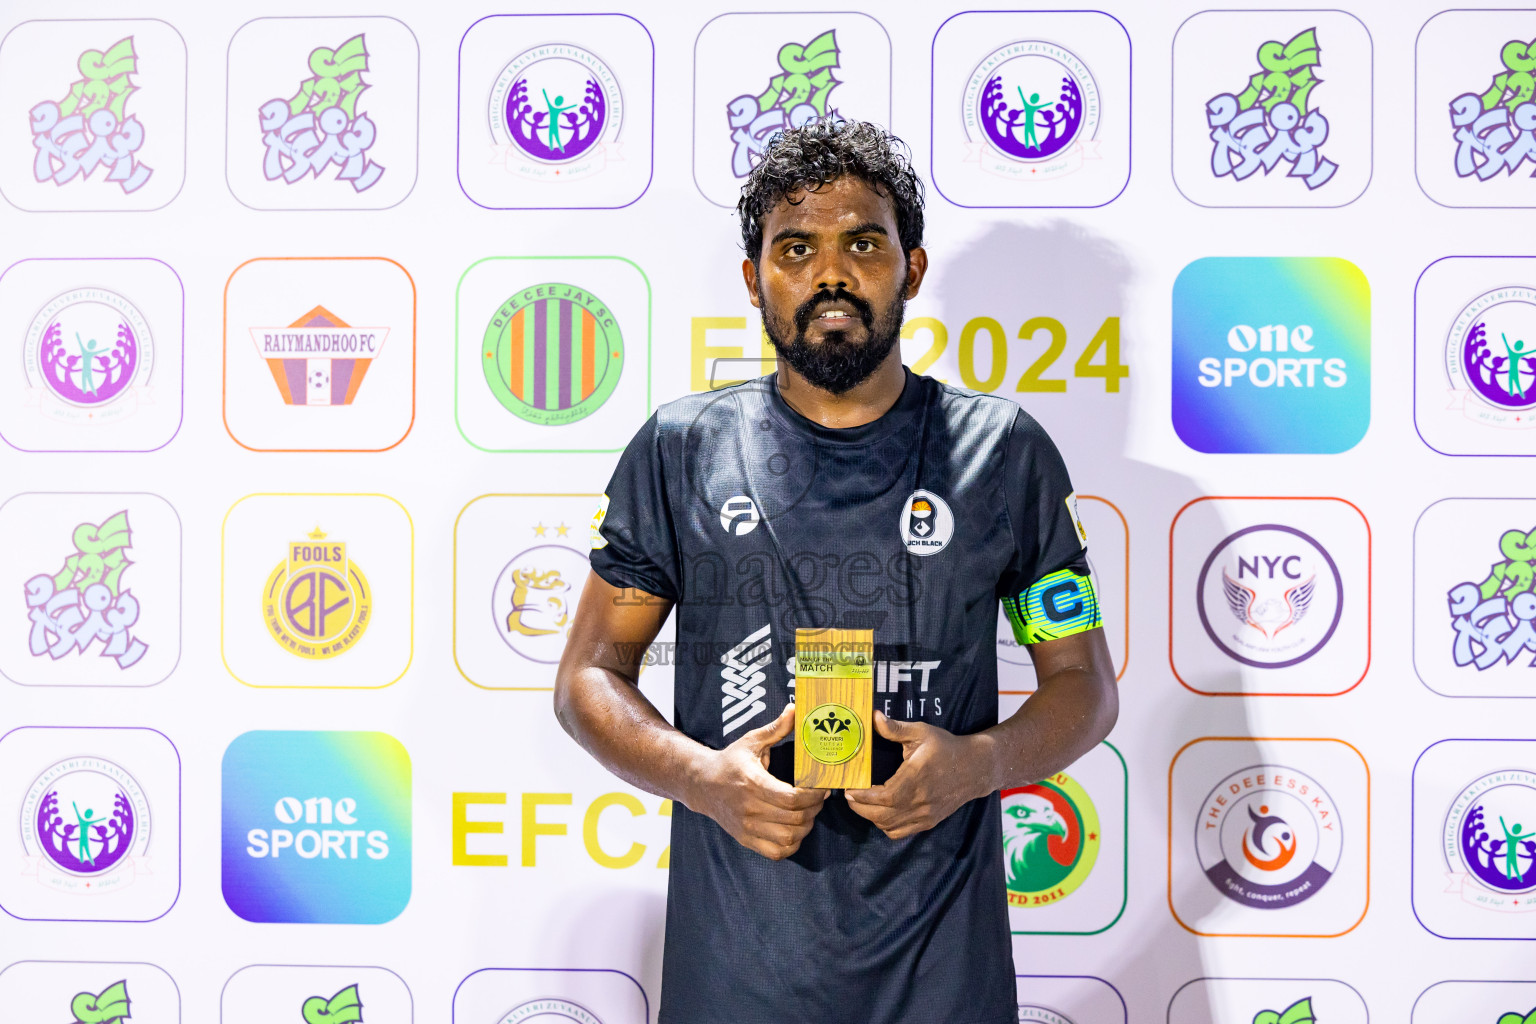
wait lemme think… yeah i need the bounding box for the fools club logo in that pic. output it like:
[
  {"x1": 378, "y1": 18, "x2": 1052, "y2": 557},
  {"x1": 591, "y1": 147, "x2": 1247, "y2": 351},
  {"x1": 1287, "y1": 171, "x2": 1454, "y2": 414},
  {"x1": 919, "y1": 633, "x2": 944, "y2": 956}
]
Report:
[
  {"x1": 30, "y1": 36, "x2": 153, "y2": 194},
  {"x1": 1444, "y1": 769, "x2": 1536, "y2": 911},
  {"x1": 24, "y1": 287, "x2": 154, "y2": 424},
  {"x1": 259, "y1": 34, "x2": 384, "y2": 193},
  {"x1": 24, "y1": 510, "x2": 149, "y2": 670},
  {"x1": 1449, "y1": 39, "x2": 1536, "y2": 183},
  {"x1": 263, "y1": 526, "x2": 371, "y2": 660},
  {"x1": 963, "y1": 40, "x2": 1100, "y2": 179},
  {"x1": 1196, "y1": 765, "x2": 1341, "y2": 909},
  {"x1": 493, "y1": 543, "x2": 587, "y2": 663},
  {"x1": 1002, "y1": 772, "x2": 1100, "y2": 908},
  {"x1": 1446, "y1": 525, "x2": 1536, "y2": 672},
  {"x1": 1445, "y1": 287, "x2": 1536, "y2": 429},
  {"x1": 1197, "y1": 524, "x2": 1344, "y2": 669},
  {"x1": 726, "y1": 30, "x2": 841, "y2": 180},
  {"x1": 250, "y1": 304, "x2": 388, "y2": 407},
  {"x1": 1206, "y1": 28, "x2": 1338, "y2": 190},
  {"x1": 490, "y1": 44, "x2": 622, "y2": 182},
  {"x1": 20, "y1": 755, "x2": 152, "y2": 895},
  {"x1": 482, "y1": 283, "x2": 623, "y2": 426}
]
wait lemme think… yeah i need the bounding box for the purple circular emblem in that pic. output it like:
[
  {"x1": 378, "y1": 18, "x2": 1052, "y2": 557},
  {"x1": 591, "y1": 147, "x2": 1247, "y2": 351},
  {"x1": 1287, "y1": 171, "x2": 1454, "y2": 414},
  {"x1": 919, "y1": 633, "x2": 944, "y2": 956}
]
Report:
[
  {"x1": 1462, "y1": 318, "x2": 1536, "y2": 411},
  {"x1": 490, "y1": 45, "x2": 623, "y2": 167}
]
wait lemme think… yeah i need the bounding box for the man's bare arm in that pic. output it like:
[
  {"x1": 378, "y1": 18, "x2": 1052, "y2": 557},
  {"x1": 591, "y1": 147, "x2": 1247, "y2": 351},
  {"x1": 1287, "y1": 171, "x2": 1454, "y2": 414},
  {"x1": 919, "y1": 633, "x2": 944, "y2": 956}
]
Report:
[
  {"x1": 553, "y1": 571, "x2": 827, "y2": 860},
  {"x1": 846, "y1": 627, "x2": 1117, "y2": 839}
]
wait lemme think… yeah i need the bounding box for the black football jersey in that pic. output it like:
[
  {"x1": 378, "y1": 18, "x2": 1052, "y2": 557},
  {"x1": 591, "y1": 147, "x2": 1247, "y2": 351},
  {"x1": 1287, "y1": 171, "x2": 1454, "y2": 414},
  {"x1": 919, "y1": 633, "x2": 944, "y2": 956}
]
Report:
[{"x1": 589, "y1": 365, "x2": 1099, "y2": 1024}]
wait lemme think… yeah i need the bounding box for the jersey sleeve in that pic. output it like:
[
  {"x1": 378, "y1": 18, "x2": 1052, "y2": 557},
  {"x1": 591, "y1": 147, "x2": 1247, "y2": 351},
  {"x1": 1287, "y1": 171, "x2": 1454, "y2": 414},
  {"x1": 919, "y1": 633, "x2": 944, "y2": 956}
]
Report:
[
  {"x1": 587, "y1": 412, "x2": 682, "y2": 603},
  {"x1": 996, "y1": 409, "x2": 1101, "y2": 645}
]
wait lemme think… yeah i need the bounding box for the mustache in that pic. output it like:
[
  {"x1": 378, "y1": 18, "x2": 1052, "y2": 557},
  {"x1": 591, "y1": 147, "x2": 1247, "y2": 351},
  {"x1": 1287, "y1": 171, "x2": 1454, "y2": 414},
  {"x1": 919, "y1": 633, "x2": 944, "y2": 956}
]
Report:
[{"x1": 793, "y1": 288, "x2": 873, "y2": 335}]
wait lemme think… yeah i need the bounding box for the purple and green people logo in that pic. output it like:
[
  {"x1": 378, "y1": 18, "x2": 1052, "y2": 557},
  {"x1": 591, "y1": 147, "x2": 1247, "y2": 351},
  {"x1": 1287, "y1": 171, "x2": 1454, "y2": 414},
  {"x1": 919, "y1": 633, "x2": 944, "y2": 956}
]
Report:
[
  {"x1": 1451, "y1": 39, "x2": 1536, "y2": 181},
  {"x1": 25, "y1": 511, "x2": 149, "y2": 671},
  {"x1": 1207, "y1": 28, "x2": 1338, "y2": 190},
  {"x1": 489, "y1": 44, "x2": 622, "y2": 181},
  {"x1": 68, "y1": 980, "x2": 133, "y2": 1024},
  {"x1": 30, "y1": 36, "x2": 153, "y2": 194},
  {"x1": 963, "y1": 40, "x2": 1100, "y2": 177},
  {"x1": 1196, "y1": 765, "x2": 1341, "y2": 909},
  {"x1": 24, "y1": 287, "x2": 154, "y2": 424},
  {"x1": 1444, "y1": 769, "x2": 1536, "y2": 912},
  {"x1": 260, "y1": 34, "x2": 383, "y2": 192},
  {"x1": 304, "y1": 984, "x2": 364, "y2": 1024},
  {"x1": 20, "y1": 754, "x2": 152, "y2": 894},
  {"x1": 1445, "y1": 287, "x2": 1536, "y2": 429},
  {"x1": 726, "y1": 30, "x2": 841, "y2": 180},
  {"x1": 481, "y1": 282, "x2": 624, "y2": 426},
  {"x1": 1446, "y1": 526, "x2": 1536, "y2": 672},
  {"x1": 497, "y1": 999, "x2": 607, "y2": 1023}
]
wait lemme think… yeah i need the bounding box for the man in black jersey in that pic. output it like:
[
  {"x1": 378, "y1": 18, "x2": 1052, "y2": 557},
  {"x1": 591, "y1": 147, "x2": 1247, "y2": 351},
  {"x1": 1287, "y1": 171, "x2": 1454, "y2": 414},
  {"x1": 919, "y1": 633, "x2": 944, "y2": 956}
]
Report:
[{"x1": 554, "y1": 120, "x2": 1118, "y2": 1024}]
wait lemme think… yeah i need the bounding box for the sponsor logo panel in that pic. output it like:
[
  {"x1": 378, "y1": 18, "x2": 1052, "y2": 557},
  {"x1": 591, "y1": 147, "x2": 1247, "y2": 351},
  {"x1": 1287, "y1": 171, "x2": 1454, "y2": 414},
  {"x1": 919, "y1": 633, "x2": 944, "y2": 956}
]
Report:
[
  {"x1": 455, "y1": 258, "x2": 650, "y2": 453},
  {"x1": 1169, "y1": 737, "x2": 1369, "y2": 937},
  {"x1": 0, "y1": 19, "x2": 187, "y2": 211},
  {"x1": 458, "y1": 15, "x2": 654, "y2": 209},
  {"x1": 1172, "y1": 11, "x2": 1373, "y2": 207},
  {"x1": 0, "y1": 726, "x2": 180, "y2": 921},
  {"x1": 226, "y1": 17, "x2": 418, "y2": 210},
  {"x1": 221, "y1": 493, "x2": 412, "y2": 688},
  {"x1": 1171, "y1": 497, "x2": 1370, "y2": 696},
  {"x1": 931, "y1": 11, "x2": 1130, "y2": 207},
  {"x1": 221, "y1": 730, "x2": 411, "y2": 924}
]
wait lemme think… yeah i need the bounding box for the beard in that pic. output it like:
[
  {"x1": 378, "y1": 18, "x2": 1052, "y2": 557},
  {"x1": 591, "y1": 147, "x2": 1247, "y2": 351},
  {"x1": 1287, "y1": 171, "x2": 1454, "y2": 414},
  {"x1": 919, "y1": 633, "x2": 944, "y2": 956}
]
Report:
[{"x1": 762, "y1": 284, "x2": 906, "y2": 396}]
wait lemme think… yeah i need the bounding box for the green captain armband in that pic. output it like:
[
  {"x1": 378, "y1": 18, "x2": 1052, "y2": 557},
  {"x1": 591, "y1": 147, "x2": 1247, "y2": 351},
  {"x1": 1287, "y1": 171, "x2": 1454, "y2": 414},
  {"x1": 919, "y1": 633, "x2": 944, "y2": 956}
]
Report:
[{"x1": 1002, "y1": 567, "x2": 1102, "y2": 645}]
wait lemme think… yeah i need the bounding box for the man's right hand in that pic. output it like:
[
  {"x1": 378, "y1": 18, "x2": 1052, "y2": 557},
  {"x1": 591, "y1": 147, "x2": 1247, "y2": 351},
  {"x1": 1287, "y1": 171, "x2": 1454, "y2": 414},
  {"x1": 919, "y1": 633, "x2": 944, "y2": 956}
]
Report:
[{"x1": 688, "y1": 703, "x2": 828, "y2": 861}]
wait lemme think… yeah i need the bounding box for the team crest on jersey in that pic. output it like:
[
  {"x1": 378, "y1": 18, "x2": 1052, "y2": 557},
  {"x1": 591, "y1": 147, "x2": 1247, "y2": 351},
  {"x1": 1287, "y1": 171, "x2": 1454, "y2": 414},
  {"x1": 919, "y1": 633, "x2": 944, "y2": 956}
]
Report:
[
  {"x1": 1444, "y1": 769, "x2": 1536, "y2": 911},
  {"x1": 251, "y1": 304, "x2": 388, "y2": 406},
  {"x1": 24, "y1": 287, "x2": 155, "y2": 424},
  {"x1": 589, "y1": 493, "x2": 610, "y2": 550},
  {"x1": 1002, "y1": 772, "x2": 1100, "y2": 907},
  {"x1": 1196, "y1": 764, "x2": 1341, "y2": 909},
  {"x1": 1065, "y1": 492, "x2": 1088, "y2": 547},
  {"x1": 899, "y1": 490, "x2": 953, "y2": 556},
  {"x1": 482, "y1": 283, "x2": 624, "y2": 425},
  {"x1": 262, "y1": 526, "x2": 371, "y2": 659}
]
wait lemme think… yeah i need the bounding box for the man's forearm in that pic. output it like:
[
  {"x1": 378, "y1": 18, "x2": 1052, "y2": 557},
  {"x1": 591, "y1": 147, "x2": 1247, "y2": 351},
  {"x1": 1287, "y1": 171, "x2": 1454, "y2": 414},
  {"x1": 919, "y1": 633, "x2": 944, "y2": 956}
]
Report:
[
  {"x1": 554, "y1": 666, "x2": 713, "y2": 809},
  {"x1": 970, "y1": 665, "x2": 1119, "y2": 797}
]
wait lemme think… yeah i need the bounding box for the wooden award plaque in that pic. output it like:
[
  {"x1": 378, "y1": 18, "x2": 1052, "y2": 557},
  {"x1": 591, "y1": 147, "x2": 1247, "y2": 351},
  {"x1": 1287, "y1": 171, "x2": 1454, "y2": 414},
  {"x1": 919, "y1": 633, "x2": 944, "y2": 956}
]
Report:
[{"x1": 793, "y1": 627, "x2": 874, "y2": 789}]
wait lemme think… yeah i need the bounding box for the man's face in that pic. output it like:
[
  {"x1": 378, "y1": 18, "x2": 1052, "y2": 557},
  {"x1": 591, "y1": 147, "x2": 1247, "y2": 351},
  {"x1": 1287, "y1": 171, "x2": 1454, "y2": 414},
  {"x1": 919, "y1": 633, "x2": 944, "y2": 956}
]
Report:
[{"x1": 743, "y1": 175, "x2": 927, "y2": 395}]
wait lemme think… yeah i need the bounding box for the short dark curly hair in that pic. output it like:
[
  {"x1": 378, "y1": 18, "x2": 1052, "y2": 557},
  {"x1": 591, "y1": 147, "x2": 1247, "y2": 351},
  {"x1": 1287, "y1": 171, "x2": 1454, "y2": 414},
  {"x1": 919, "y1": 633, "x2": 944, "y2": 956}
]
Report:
[{"x1": 737, "y1": 120, "x2": 925, "y2": 265}]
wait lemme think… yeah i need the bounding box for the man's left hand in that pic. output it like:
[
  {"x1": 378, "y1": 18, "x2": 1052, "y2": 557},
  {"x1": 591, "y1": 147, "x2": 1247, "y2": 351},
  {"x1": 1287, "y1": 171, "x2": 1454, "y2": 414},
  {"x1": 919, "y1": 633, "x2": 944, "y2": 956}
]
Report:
[{"x1": 845, "y1": 711, "x2": 991, "y2": 840}]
